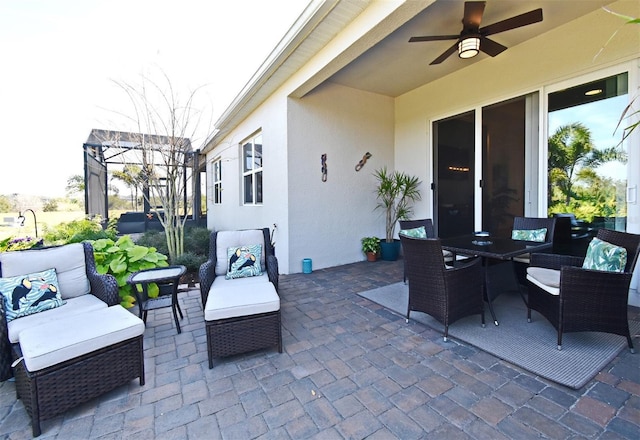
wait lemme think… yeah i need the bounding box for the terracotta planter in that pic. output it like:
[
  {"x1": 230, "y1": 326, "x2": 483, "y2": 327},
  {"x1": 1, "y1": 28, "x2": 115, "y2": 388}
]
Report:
[{"x1": 366, "y1": 251, "x2": 378, "y2": 262}]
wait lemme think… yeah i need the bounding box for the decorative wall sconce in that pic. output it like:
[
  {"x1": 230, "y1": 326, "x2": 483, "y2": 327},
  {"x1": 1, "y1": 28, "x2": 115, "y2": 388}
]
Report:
[
  {"x1": 321, "y1": 154, "x2": 327, "y2": 182},
  {"x1": 18, "y1": 209, "x2": 38, "y2": 237},
  {"x1": 355, "y1": 152, "x2": 372, "y2": 171}
]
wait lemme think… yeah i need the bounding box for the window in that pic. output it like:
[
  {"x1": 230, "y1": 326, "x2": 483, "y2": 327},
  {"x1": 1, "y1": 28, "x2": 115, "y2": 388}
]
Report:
[
  {"x1": 242, "y1": 133, "x2": 263, "y2": 205},
  {"x1": 213, "y1": 159, "x2": 222, "y2": 205}
]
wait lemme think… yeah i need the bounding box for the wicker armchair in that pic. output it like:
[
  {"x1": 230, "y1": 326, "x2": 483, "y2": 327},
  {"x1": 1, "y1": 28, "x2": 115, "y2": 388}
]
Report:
[
  {"x1": 199, "y1": 228, "x2": 281, "y2": 368},
  {"x1": 400, "y1": 235, "x2": 485, "y2": 341},
  {"x1": 526, "y1": 229, "x2": 640, "y2": 351},
  {"x1": 199, "y1": 228, "x2": 279, "y2": 306},
  {"x1": 511, "y1": 216, "x2": 557, "y2": 286}
]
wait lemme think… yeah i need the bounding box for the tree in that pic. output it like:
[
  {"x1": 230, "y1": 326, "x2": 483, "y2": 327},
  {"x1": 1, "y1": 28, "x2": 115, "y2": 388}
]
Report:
[
  {"x1": 111, "y1": 164, "x2": 142, "y2": 210},
  {"x1": 110, "y1": 70, "x2": 209, "y2": 261},
  {"x1": 548, "y1": 122, "x2": 625, "y2": 208},
  {"x1": 65, "y1": 175, "x2": 85, "y2": 197}
]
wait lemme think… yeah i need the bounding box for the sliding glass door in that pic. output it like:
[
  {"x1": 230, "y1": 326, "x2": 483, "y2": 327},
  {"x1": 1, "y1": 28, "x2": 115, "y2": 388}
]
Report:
[{"x1": 433, "y1": 94, "x2": 538, "y2": 238}]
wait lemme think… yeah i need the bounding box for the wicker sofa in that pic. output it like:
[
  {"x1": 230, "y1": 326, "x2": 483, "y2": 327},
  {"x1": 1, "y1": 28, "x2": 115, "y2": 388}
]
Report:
[
  {"x1": 199, "y1": 228, "x2": 282, "y2": 368},
  {"x1": 0, "y1": 242, "x2": 145, "y2": 436}
]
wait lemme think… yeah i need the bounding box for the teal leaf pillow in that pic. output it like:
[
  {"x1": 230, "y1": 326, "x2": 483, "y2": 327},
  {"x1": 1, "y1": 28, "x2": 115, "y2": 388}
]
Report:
[
  {"x1": 511, "y1": 228, "x2": 547, "y2": 242},
  {"x1": 0, "y1": 268, "x2": 65, "y2": 322},
  {"x1": 582, "y1": 237, "x2": 627, "y2": 273},
  {"x1": 226, "y1": 244, "x2": 263, "y2": 279},
  {"x1": 399, "y1": 226, "x2": 427, "y2": 239}
]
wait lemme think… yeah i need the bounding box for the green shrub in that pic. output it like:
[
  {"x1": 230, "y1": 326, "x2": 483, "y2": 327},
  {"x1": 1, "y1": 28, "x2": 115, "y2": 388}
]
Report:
[
  {"x1": 183, "y1": 226, "x2": 211, "y2": 256},
  {"x1": 171, "y1": 251, "x2": 207, "y2": 273},
  {"x1": 43, "y1": 217, "x2": 117, "y2": 245},
  {"x1": 90, "y1": 235, "x2": 169, "y2": 308},
  {"x1": 135, "y1": 230, "x2": 168, "y2": 255}
]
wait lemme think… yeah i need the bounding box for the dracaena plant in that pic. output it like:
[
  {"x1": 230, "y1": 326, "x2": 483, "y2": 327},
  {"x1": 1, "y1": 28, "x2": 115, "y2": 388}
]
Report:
[{"x1": 373, "y1": 167, "x2": 422, "y2": 243}]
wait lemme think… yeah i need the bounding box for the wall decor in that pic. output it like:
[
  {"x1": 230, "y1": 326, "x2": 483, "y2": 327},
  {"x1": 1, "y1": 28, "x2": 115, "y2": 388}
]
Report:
[{"x1": 355, "y1": 152, "x2": 372, "y2": 171}]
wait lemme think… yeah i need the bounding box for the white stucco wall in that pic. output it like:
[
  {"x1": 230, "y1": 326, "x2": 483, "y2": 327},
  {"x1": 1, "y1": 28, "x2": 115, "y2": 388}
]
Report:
[
  {"x1": 287, "y1": 82, "x2": 395, "y2": 273},
  {"x1": 205, "y1": 91, "x2": 290, "y2": 270}
]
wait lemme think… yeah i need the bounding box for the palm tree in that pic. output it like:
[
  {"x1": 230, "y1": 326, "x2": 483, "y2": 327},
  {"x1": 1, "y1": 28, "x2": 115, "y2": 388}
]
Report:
[
  {"x1": 111, "y1": 165, "x2": 142, "y2": 210},
  {"x1": 548, "y1": 122, "x2": 625, "y2": 207}
]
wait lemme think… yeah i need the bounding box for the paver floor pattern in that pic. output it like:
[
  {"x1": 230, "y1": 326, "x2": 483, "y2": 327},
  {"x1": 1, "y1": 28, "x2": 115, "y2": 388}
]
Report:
[{"x1": 0, "y1": 259, "x2": 638, "y2": 439}]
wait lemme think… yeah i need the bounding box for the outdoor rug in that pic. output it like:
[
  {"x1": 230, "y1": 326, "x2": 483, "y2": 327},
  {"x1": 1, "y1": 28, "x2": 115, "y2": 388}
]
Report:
[{"x1": 358, "y1": 282, "x2": 640, "y2": 389}]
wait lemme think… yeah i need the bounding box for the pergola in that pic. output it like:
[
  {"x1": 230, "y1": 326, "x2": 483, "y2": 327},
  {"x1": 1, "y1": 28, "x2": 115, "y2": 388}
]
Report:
[{"x1": 83, "y1": 129, "x2": 205, "y2": 230}]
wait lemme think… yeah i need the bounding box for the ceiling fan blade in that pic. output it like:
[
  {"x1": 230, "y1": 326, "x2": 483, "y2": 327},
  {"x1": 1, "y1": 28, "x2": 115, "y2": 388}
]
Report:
[
  {"x1": 463, "y1": 1, "x2": 486, "y2": 28},
  {"x1": 480, "y1": 36, "x2": 508, "y2": 57},
  {"x1": 409, "y1": 35, "x2": 459, "y2": 42},
  {"x1": 480, "y1": 8, "x2": 543, "y2": 36},
  {"x1": 430, "y1": 42, "x2": 459, "y2": 65}
]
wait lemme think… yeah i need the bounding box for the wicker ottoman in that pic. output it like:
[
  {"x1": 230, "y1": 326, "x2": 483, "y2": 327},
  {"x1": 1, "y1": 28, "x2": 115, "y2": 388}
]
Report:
[
  {"x1": 204, "y1": 282, "x2": 282, "y2": 368},
  {"x1": 13, "y1": 306, "x2": 145, "y2": 437}
]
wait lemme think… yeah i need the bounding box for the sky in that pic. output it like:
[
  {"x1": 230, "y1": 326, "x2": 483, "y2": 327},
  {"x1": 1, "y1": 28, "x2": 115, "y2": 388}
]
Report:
[{"x1": 0, "y1": 0, "x2": 308, "y2": 198}]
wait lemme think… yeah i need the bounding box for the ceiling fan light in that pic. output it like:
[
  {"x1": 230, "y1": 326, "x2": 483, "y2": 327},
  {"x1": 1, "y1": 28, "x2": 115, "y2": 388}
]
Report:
[{"x1": 458, "y1": 37, "x2": 480, "y2": 59}]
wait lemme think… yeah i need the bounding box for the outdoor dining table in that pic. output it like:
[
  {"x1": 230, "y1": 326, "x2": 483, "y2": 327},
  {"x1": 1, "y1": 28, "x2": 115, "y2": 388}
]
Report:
[{"x1": 440, "y1": 234, "x2": 552, "y2": 326}]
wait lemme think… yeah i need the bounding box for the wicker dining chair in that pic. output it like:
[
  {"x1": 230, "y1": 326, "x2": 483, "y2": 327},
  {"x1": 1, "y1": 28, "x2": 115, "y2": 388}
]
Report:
[
  {"x1": 398, "y1": 219, "x2": 456, "y2": 282},
  {"x1": 511, "y1": 216, "x2": 557, "y2": 286},
  {"x1": 400, "y1": 234, "x2": 485, "y2": 341},
  {"x1": 526, "y1": 229, "x2": 640, "y2": 351}
]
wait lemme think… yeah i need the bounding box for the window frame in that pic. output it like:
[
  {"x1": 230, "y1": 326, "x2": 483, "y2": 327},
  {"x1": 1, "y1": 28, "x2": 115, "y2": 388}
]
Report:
[
  {"x1": 212, "y1": 159, "x2": 222, "y2": 205},
  {"x1": 241, "y1": 132, "x2": 263, "y2": 205}
]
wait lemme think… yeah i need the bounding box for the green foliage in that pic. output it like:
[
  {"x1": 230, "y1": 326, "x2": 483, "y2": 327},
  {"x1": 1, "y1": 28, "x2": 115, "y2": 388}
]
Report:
[
  {"x1": 373, "y1": 167, "x2": 422, "y2": 242},
  {"x1": 42, "y1": 199, "x2": 59, "y2": 212},
  {"x1": 548, "y1": 122, "x2": 626, "y2": 222},
  {"x1": 361, "y1": 236, "x2": 380, "y2": 254},
  {"x1": 136, "y1": 226, "x2": 210, "y2": 263},
  {"x1": 171, "y1": 251, "x2": 207, "y2": 273},
  {"x1": 135, "y1": 230, "x2": 168, "y2": 255},
  {"x1": 43, "y1": 217, "x2": 117, "y2": 245},
  {"x1": 0, "y1": 236, "x2": 44, "y2": 252},
  {"x1": 91, "y1": 236, "x2": 169, "y2": 308},
  {"x1": 0, "y1": 195, "x2": 13, "y2": 212}
]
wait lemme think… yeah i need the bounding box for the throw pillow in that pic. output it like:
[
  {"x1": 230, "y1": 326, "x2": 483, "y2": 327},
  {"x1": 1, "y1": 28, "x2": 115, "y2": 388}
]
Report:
[
  {"x1": 582, "y1": 237, "x2": 627, "y2": 273},
  {"x1": 399, "y1": 226, "x2": 427, "y2": 239},
  {"x1": 511, "y1": 228, "x2": 547, "y2": 242},
  {"x1": 0, "y1": 268, "x2": 65, "y2": 322},
  {"x1": 226, "y1": 244, "x2": 263, "y2": 279}
]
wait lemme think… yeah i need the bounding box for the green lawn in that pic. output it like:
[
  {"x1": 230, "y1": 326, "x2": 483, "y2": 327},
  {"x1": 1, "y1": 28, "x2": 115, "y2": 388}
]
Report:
[{"x1": 0, "y1": 211, "x2": 86, "y2": 241}]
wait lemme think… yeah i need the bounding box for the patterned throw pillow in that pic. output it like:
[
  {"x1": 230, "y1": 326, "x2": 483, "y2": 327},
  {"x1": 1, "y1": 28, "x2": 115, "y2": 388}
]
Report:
[
  {"x1": 582, "y1": 237, "x2": 627, "y2": 273},
  {"x1": 0, "y1": 268, "x2": 65, "y2": 322},
  {"x1": 226, "y1": 244, "x2": 263, "y2": 279},
  {"x1": 399, "y1": 226, "x2": 427, "y2": 239},
  {"x1": 511, "y1": 228, "x2": 547, "y2": 242}
]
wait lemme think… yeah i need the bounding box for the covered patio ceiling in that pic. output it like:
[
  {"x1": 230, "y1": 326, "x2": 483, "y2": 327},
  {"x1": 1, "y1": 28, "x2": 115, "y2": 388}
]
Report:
[{"x1": 325, "y1": 0, "x2": 613, "y2": 97}]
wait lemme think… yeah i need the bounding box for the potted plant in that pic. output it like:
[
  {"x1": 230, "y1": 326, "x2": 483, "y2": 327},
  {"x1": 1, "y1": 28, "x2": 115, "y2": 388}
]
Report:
[
  {"x1": 361, "y1": 236, "x2": 380, "y2": 262},
  {"x1": 373, "y1": 167, "x2": 422, "y2": 261}
]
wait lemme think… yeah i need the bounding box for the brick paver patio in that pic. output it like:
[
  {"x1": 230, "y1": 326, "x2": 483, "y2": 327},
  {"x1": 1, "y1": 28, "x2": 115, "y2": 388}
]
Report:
[{"x1": 0, "y1": 259, "x2": 638, "y2": 438}]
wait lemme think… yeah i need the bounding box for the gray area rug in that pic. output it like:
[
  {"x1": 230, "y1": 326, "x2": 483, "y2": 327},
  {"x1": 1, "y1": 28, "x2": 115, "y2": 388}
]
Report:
[{"x1": 358, "y1": 282, "x2": 639, "y2": 389}]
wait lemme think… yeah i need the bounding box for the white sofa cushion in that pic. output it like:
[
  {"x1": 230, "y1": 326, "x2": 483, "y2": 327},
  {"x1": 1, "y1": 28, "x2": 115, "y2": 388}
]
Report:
[
  {"x1": 526, "y1": 267, "x2": 560, "y2": 296},
  {"x1": 205, "y1": 282, "x2": 279, "y2": 321},
  {"x1": 18, "y1": 306, "x2": 145, "y2": 372},
  {"x1": 0, "y1": 243, "x2": 90, "y2": 299},
  {"x1": 215, "y1": 230, "x2": 266, "y2": 276},
  {"x1": 8, "y1": 295, "x2": 109, "y2": 343}
]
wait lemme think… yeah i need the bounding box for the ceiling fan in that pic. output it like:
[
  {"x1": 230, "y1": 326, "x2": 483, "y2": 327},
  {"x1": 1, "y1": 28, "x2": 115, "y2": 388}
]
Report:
[{"x1": 409, "y1": 1, "x2": 543, "y2": 65}]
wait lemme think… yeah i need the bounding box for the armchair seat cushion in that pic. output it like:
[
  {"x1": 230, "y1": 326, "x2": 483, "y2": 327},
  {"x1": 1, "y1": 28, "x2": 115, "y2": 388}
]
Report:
[
  {"x1": 205, "y1": 283, "x2": 279, "y2": 321},
  {"x1": 7, "y1": 295, "x2": 108, "y2": 343},
  {"x1": 211, "y1": 272, "x2": 269, "y2": 290},
  {"x1": 18, "y1": 306, "x2": 144, "y2": 372},
  {"x1": 526, "y1": 267, "x2": 560, "y2": 295}
]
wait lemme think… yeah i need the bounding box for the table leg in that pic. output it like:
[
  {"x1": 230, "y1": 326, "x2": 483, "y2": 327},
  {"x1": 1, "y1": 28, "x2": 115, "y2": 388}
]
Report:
[
  {"x1": 171, "y1": 282, "x2": 182, "y2": 334},
  {"x1": 482, "y1": 257, "x2": 499, "y2": 326}
]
